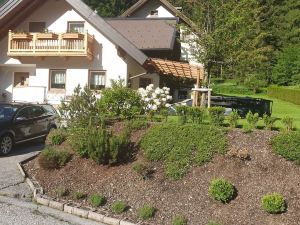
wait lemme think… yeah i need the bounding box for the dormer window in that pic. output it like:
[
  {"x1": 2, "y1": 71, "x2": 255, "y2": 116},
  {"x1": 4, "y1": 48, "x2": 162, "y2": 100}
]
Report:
[
  {"x1": 29, "y1": 22, "x2": 46, "y2": 32},
  {"x1": 150, "y1": 10, "x2": 158, "y2": 16}
]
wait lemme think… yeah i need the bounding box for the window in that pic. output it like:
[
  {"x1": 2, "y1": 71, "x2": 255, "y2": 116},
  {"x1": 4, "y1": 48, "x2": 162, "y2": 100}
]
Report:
[
  {"x1": 139, "y1": 78, "x2": 152, "y2": 88},
  {"x1": 14, "y1": 72, "x2": 29, "y2": 87},
  {"x1": 178, "y1": 90, "x2": 188, "y2": 100},
  {"x1": 50, "y1": 70, "x2": 66, "y2": 90},
  {"x1": 150, "y1": 10, "x2": 158, "y2": 16},
  {"x1": 68, "y1": 21, "x2": 85, "y2": 33},
  {"x1": 16, "y1": 107, "x2": 31, "y2": 120},
  {"x1": 89, "y1": 71, "x2": 106, "y2": 90},
  {"x1": 29, "y1": 22, "x2": 46, "y2": 32},
  {"x1": 30, "y1": 106, "x2": 45, "y2": 118}
]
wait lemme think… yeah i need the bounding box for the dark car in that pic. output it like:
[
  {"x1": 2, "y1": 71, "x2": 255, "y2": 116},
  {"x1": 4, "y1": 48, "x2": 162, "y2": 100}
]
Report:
[{"x1": 0, "y1": 103, "x2": 57, "y2": 155}]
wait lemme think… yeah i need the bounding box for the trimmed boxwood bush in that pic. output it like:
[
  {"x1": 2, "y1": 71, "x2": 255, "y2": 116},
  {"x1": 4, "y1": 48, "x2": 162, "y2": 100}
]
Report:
[
  {"x1": 88, "y1": 194, "x2": 106, "y2": 207},
  {"x1": 111, "y1": 201, "x2": 127, "y2": 214},
  {"x1": 261, "y1": 193, "x2": 286, "y2": 214},
  {"x1": 172, "y1": 215, "x2": 187, "y2": 225},
  {"x1": 267, "y1": 86, "x2": 300, "y2": 105},
  {"x1": 137, "y1": 204, "x2": 156, "y2": 220},
  {"x1": 140, "y1": 124, "x2": 227, "y2": 180},
  {"x1": 38, "y1": 147, "x2": 71, "y2": 169},
  {"x1": 47, "y1": 129, "x2": 67, "y2": 145},
  {"x1": 271, "y1": 132, "x2": 300, "y2": 165},
  {"x1": 209, "y1": 178, "x2": 235, "y2": 203}
]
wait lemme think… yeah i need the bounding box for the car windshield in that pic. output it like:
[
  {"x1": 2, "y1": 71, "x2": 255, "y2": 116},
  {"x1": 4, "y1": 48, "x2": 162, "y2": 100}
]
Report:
[{"x1": 0, "y1": 105, "x2": 18, "y2": 121}]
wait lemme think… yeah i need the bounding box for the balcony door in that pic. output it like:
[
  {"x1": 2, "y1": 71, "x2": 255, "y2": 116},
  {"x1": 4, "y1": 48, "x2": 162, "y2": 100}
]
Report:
[{"x1": 14, "y1": 72, "x2": 29, "y2": 87}]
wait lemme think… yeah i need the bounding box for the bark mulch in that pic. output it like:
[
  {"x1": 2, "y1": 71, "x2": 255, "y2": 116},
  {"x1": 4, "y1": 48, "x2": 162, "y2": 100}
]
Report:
[{"x1": 24, "y1": 129, "x2": 300, "y2": 225}]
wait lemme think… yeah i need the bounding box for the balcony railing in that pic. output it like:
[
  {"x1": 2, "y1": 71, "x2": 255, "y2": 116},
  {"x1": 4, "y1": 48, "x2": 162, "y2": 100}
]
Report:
[{"x1": 7, "y1": 30, "x2": 94, "y2": 60}]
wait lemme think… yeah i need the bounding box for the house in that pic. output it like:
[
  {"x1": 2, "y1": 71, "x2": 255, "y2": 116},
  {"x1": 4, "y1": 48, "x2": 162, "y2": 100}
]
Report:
[{"x1": 0, "y1": 0, "x2": 203, "y2": 105}]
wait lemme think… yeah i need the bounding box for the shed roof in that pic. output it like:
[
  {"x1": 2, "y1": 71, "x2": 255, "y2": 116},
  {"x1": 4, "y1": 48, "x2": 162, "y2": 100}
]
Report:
[
  {"x1": 150, "y1": 58, "x2": 204, "y2": 80},
  {"x1": 0, "y1": 0, "x2": 148, "y2": 65},
  {"x1": 106, "y1": 18, "x2": 177, "y2": 50}
]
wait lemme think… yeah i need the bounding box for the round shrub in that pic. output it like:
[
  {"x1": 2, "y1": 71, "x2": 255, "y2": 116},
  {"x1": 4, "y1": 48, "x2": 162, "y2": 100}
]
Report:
[
  {"x1": 111, "y1": 201, "x2": 127, "y2": 214},
  {"x1": 47, "y1": 129, "x2": 67, "y2": 145},
  {"x1": 172, "y1": 215, "x2": 187, "y2": 225},
  {"x1": 38, "y1": 147, "x2": 71, "y2": 169},
  {"x1": 138, "y1": 204, "x2": 156, "y2": 220},
  {"x1": 209, "y1": 178, "x2": 235, "y2": 203},
  {"x1": 261, "y1": 193, "x2": 286, "y2": 214},
  {"x1": 88, "y1": 194, "x2": 106, "y2": 207},
  {"x1": 73, "y1": 191, "x2": 86, "y2": 200}
]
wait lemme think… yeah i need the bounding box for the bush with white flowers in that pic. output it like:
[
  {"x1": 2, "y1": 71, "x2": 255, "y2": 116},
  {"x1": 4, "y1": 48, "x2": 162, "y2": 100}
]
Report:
[{"x1": 138, "y1": 84, "x2": 172, "y2": 115}]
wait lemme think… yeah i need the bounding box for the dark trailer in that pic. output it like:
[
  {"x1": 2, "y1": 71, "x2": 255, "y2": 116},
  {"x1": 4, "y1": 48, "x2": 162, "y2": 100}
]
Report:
[{"x1": 210, "y1": 95, "x2": 273, "y2": 117}]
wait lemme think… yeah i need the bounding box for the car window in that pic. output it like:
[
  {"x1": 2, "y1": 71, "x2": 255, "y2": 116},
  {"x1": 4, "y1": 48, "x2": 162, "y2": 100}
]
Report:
[
  {"x1": 42, "y1": 105, "x2": 56, "y2": 115},
  {"x1": 30, "y1": 106, "x2": 45, "y2": 118},
  {"x1": 16, "y1": 107, "x2": 31, "y2": 120},
  {"x1": 0, "y1": 105, "x2": 18, "y2": 121}
]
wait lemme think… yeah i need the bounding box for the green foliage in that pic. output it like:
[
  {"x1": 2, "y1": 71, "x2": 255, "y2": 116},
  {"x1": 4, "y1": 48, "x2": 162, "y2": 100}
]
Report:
[
  {"x1": 98, "y1": 79, "x2": 142, "y2": 120},
  {"x1": 140, "y1": 124, "x2": 227, "y2": 179},
  {"x1": 267, "y1": 86, "x2": 300, "y2": 106},
  {"x1": 271, "y1": 132, "x2": 300, "y2": 165},
  {"x1": 213, "y1": 83, "x2": 254, "y2": 95},
  {"x1": 132, "y1": 161, "x2": 152, "y2": 179},
  {"x1": 244, "y1": 73, "x2": 267, "y2": 93},
  {"x1": 188, "y1": 107, "x2": 206, "y2": 124},
  {"x1": 209, "y1": 178, "x2": 235, "y2": 203},
  {"x1": 209, "y1": 107, "x2": 225, "y2": 126},
  {"x1": 73, "y1": 191, "x2": 86, "y2": 200},
  {"x1": 137, "y1": 204, "x2": 156, "y2": 220},
  {"x1": 261, "y1": 193, "x2": 286, "y2": 214},
  {"x1": 263, "y1": 114, "x2": 277, "y2": 130},
  {"x1": 228, "y1": 110, "x2": 240, "y2": 128},
  {"x1": 245, "y1": 111, "x2": 259, "y2": 130},
  {"x1": 172, "y1": 215, "x2": 187, "y2": 225},
  {"x1": 56, "y1": 186, "x2": 69, "y2": 197},
  {"x1": 207, "y1": 222, "x2": 223, "y2": 225},
  {"x1": 272, "y1": 45, "x2": 300, "y2": 85},
  {"x1": 176, "y1": 105, "x2": 189, "y2": 124},
  {"x1": 160, "y1": 107, "x2": 169, "y2": 122},
  {"x1": 38, "y1": 147, "x2": 71, "y2": 169},
  {"x1": 111, "y1": 201, "x2": 127, "y2": 214},
  {"x1": 47, "y1": 129, "x2": 67, "y2": 145},
  {"x1": 282, "y1": 116, "x2": 294, "y2": 132},
  {"x1": 88, "y1": 194, "x2": 106, "y2": 207},
  {"x1": 127, "y1": 119, "x2": 149, "y2": 131},
  {"x1": 58, "y1": 85, "x2": 99, "y2": 127}
]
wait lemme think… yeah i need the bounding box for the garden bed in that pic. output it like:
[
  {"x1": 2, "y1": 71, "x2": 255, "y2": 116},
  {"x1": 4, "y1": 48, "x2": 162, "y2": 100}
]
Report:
[{"x1": 24, "y1": 128, "x2": 300, "y2": 225}]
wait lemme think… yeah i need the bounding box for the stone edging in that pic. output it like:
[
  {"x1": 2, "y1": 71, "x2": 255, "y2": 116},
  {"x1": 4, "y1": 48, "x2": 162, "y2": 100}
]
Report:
[{"x1": 17, "y1": 155, "x2": 136, "y2": 225}]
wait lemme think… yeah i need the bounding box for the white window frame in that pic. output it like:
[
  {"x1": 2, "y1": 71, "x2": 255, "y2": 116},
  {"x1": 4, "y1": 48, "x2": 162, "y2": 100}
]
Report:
[
  {"x1": 89, "y1": 70, "x2": 106, "y2": 90},
  {"x1": 49, "y1": 69, "x2": 66, "y2": 90},
  {"x1": 68, "y1": 21, "x2": 85, "y2": 33}
]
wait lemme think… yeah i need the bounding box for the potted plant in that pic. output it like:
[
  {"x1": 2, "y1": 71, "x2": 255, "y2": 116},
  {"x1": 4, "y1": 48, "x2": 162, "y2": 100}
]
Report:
[
  {"x1": 11, "y1": 31, "x2": 33, "y2": 40},
  {"x1": 36, "y1": 29, "x2": 58, "y2": 40},
  {"x1": 62, "y1": 30, "x2": 84, "y2": 40}
]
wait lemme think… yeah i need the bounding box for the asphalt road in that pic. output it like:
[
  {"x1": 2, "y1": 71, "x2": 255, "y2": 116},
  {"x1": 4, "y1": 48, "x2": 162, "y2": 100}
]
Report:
[{"x1": 0, "y1": 142, "x2": 105, "y2": 225}]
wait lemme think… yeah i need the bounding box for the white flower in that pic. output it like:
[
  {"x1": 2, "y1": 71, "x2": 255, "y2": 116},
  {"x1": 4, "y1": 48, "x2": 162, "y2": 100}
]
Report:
[
  {"x1": 152, "y1": 93, "x2": 157, "y2": 98},
  {"x1": 145, "y1": 98, "x2": 150, "y2": 102},
  {"x1": 162, "y1": 98, "x2": 167, "y2": 102},
  {"x1": 155, "y1": 89, "x2": 161, "y2": 95},
  {"x1": 165, "y1": 103, "x2": 171, "y2": 107},
  {"x1": 152, "y1": 105, "x2": 158, "y2": 111},
  {"x1": 167, "y1": 95, "x2": 172, "y2": 100}
]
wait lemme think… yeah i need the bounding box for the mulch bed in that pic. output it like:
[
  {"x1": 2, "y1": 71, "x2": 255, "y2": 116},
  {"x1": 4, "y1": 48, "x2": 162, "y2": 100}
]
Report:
[{"x1": 24, "y1": 128, "x2": 300, "y2": 225}]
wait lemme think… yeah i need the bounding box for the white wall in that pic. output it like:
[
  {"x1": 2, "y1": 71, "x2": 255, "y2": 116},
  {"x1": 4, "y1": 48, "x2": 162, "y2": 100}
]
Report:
[
  {"x1": 131, "y1": 0, "x2": 175, "y2": 18},
  {"x1": 0, "y1": 0, "x2": 129, "y2": 103}
]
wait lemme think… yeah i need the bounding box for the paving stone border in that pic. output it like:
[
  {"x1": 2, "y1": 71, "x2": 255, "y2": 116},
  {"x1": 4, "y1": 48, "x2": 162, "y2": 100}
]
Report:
[{"x1": 17, "y1": 155, "x2": 136, "y2": 225}]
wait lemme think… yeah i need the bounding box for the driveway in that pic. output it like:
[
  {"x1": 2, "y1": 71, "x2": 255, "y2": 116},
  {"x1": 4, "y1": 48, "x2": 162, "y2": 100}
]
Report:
[{"x1": 0, "y1": 142, "x2": 105, "y2": 225}]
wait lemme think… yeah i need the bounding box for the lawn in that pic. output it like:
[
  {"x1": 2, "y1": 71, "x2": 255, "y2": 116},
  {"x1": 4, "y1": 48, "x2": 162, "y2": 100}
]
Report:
[{"x1": 213, "y1": 82, "x2": 300, "y2": 130}]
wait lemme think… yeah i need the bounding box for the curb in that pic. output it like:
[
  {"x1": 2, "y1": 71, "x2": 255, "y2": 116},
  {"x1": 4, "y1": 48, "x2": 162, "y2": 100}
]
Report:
[{"x1": 17, "y1": 155, "x2": 136, "y2": 225}]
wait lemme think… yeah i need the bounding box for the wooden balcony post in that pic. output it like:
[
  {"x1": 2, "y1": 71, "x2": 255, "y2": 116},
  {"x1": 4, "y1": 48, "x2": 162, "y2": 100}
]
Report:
[
  {"x1": 8, "y1": 30, "x2": 12, "y2": 54},
  {"x1": 32, "y1": 33, "x2": 36, "y2": 53},
  {"x1": 84, "y1": 31, "x2": 88, "y2": 54},
  {"x1": 58, "y1": 34, "x2": 62, "y2": 53}
]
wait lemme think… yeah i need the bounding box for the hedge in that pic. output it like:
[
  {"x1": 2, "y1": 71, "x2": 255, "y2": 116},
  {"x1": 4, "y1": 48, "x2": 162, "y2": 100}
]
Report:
[{"x1": 267, "y1": 86, "x2": 300, "y2": 105}]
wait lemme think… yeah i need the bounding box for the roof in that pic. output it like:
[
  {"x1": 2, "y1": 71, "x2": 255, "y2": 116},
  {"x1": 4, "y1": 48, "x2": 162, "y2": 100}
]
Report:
[
  {"x1": 149, "y1": 58, "x2": 204, "y2": 80},
  {"x1": 0, "y1": 0, "x2": 148, "y2": 65},
  {"x1": 106, "y1": 18, "x2": 177, "y2": 50},
  {"x1": 121, "y1": 0, "x2": 196, "y2": 31}
]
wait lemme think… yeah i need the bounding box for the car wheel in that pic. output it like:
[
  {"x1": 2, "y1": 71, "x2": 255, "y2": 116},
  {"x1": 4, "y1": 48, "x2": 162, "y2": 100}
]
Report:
[{"x1": 0, "y1": 134, "x2": 13, "y2": 155}]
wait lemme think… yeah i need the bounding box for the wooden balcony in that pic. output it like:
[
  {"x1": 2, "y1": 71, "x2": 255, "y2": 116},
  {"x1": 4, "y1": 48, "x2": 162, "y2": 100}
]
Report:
[{"x1": 7, "y1": 30, "x2": 94, "y2": 60}]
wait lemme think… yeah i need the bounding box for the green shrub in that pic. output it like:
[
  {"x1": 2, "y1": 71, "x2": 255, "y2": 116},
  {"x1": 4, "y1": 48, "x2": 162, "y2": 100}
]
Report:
[
  {"x1": 73, "y1": 191, "x2": 86, "y2": 200},
  {"x1": 160, "y1": 107, "x2": 169, "y2": 122},
  {"x1": 137, "y1": 204, "x2": 156, "y2": 220},
  {"x1": 47, "y1": 129, "x2": 67, "y2": 145},
  {"x1": 263, "y1": 114, "x2": 277, "y2": 130},
  {"x1": 88, "y1": 194, "x2": 106, "y2": 207},
  {"x1": 128, "y1": 119, "x2": 149, "y2": 131},
  {"x1": 209, "y1": 107, "x2": 225, "y2": 126},
  {"x1": 132, "y1": 161, "x2": 152, "y2": 179},
  {"x1": 38, "y1": 147, "x2": 72, "y2": 169},
  {"x1": 209, "y1": 178, "x2": 235, "y2": 203},
  {"x1": 228, "y1": 110, "x2": 240, "y2": 128},
  {"x1": 267, "y1": 86, "x2": 300, "y2": 105},
  {"x1": 140, "y1": 124, "x2": 227, "y2": 179},
  {"x1": 188, "y1": 107, "x2": 206, "y2": 124},
  {"x1": 111, "y1": 201, "x2": 127, "y2": 214},
  {"x1": 207, "y1": 222, "x2": 223, "y2": 225},
  {"x1": 172, "y1": 215, "x2": 187, "y2": 225},
  {"x1": 271, "y1": 132, "x2": 300, "y2": 165},
  {"x1": 261, "y1": 193, "x2": 286, "y2": 214},
  {"x1": 282, "y1": 116, "x2": 294, "y2": 132},
  {"x1": 176, "y1": 105, "x2": 189, "y2": 124},
  {"x1": 213, "y1": 83, "x2": 253, "y2": 95},
  {"x1": 98, "y1": 79, "x2": 142, "y2": 119},
  {"x1": 245, "y1": 111, "x2": 259, "y2": 131},
  {"x1": 56, "y1": 186, "x2": 69, "y2": 197}
]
